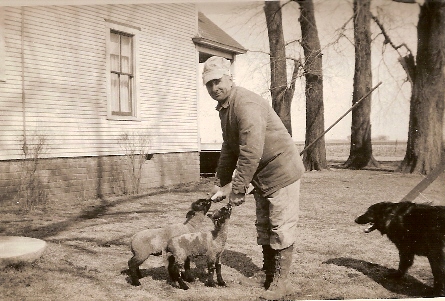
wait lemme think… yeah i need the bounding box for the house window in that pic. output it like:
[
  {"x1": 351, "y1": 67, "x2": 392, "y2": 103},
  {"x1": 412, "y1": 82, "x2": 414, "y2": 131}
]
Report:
[
  {"x1": 106, "y1": 20, "x2": 140, "y2": 120},
  {"x1": 110, "y1": 31, "x2": 133, "y2": 116}
]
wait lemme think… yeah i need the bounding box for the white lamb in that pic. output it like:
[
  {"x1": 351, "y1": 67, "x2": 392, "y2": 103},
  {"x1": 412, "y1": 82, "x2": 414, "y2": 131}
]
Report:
[
  {"x1": 127, "y1": 198, "x2": 212, "y2": 286},
  {"x1": 165, "y1": 203, "x2": 232, "y2": 290}
]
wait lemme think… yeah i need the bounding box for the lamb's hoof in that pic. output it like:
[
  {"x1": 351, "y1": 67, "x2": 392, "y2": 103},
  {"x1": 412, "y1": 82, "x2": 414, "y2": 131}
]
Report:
[
  {"x1": 176, "y1": 279, "x2": 190, "y2": 290},
  {"x1": 130, "y1": 280, "x2": 141, "y2": 286},
  {"x1": 217, "y1": 280, "x2": 226, "y2": 287},
  {"x1": 179, "y1": 283, "x2": 189, "y2": 290}
]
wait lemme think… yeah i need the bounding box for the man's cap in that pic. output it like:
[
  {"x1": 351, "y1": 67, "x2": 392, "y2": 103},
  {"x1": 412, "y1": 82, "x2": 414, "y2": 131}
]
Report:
[{"x1": 202, "y1": 56, "x2": 232, "y2": 85}]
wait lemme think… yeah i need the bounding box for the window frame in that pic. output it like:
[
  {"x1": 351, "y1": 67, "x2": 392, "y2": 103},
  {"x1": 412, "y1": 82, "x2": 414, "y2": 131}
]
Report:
[{"x1": 105, "y1": 20, "x2": 140, "y2": 121}]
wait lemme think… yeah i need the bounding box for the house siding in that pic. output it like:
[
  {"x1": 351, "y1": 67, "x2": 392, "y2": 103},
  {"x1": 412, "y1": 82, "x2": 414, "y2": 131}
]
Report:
[
  {"x1": 1, "y1": 4, "x2": 198, "y2": 159},
  {"x1": 0, "y1": 4, "x2": 200, "y2": 203}
]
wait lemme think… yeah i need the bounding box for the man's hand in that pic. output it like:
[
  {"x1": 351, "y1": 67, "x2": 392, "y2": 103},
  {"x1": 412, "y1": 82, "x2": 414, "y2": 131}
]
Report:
[
  {"x1": 210, "y1": 182, "x2": 232, "y2": 202},
  {"x1": 228, "y1": 191, "x2": 245, "y2": 206}
]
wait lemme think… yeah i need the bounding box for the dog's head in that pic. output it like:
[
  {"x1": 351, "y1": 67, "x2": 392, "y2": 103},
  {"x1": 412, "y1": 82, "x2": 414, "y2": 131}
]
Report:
[
  {"x1": 190, "y1": 198, "x2": 212, "y2": 214},
  {"x1": 355, "y1": 202, "x2": 401, "y2": 234},
  {"x1": 207, "y1": 203, "x2": 232, "y2": 228}
]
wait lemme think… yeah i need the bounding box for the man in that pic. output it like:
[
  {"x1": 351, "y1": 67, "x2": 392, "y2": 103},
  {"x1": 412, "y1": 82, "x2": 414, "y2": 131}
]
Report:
[{"x1": 203, "y1": 56, "x2": 305, "y2": 300}]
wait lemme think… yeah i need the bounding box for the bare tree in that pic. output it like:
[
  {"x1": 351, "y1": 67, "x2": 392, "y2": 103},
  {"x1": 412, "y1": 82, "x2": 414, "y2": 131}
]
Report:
[
  {"x1": 369, "y1": 0, "x2": 444, "y2": 174},
  {"x1": 264, "y1": 1, "x2": 299, "y2": 136},
  {"x1": 296, "y1": 0, "x2": 327, "y2": 170},
  {"x1": 344, "y1": 0, "x2": 379, "y2": 169},
  {"x1": 394, "y1": 0, "x2": 445, "y2": 175}
]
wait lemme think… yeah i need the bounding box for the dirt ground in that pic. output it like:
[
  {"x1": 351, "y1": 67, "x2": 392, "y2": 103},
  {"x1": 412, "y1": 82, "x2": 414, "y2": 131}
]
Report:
[{"x1": 1, "y1": 161, "x2": 444, "y2": 301}]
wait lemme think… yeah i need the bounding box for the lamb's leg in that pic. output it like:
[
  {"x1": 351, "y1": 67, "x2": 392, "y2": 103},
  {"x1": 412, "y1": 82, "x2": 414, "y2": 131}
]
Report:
[
  {"x1": 128, "y1": 256, "x2": 144, "y2": 286},
  {"x1": 215, "y1": 257, "x2": 226, "y2": 286},
  {"x1": 182, "y1": 256, "x2": 194, "y2": 282},
  {"x1": 205, "y1": 260, "x2": 216, "y2": 287},
  {"x1": 168, "y1": 255, "x2": 189, "y2": 290}
]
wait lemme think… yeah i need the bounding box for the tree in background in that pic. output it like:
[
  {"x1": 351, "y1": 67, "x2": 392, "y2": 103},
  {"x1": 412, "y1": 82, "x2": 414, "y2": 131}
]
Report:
[
  {"x1": 264, "y1": 0, "x2": 327, "y2": 170},
  {"x1": 296, "y1": 0, "x2": 327, "y2": 170},
  {"x1": 344, "y1": 0, "x2": 379, "y2": 169},
  {"x1": 264, "y1": 1, "x2": 299, "y2": 136},
  {"x1": 394, "y1": 0, "x2": 445, "y2": 175}
]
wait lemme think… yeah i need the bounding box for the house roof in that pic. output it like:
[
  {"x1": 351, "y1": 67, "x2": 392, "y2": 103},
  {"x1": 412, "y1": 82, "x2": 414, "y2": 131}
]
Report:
[{"x1": 193, "y1": 12, "x2": 247, "y2": 56}]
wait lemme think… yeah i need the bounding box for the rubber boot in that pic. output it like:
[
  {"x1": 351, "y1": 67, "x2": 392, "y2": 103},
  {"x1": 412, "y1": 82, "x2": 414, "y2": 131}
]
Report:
[
  {"x1": 262, "y1": 245, "x2": 274, "y2": 289},
  {"x1": 260, "y1": 244, "x2": 294, "y2": 300},
  {"x1": 238, "y1": 245, "x2": 272, "y2": 287}
]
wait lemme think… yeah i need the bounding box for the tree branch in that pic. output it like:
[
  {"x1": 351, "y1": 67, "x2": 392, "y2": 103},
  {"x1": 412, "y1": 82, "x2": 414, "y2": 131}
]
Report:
[
  {"x1": 371, "y1": 13, "x2": 414, "y2": 55},
  {"x1": 289, "y1": 58, "x2": 303, "y2": 91},
  {"x1": 371, "y1": 13, "x2": 416, "y2": 83}
]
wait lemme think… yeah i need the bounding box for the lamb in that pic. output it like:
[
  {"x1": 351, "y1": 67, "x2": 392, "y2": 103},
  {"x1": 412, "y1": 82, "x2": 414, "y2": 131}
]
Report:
[
  {"x1": 127, "y1": 198, "x2": 212, "y2": 286},
  {"x1": 165, "y1": 203, "x2": 232, "y2": 290}
]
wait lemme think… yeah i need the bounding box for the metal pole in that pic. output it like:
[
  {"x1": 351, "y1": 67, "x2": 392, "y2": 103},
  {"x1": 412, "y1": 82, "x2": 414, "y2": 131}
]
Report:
[
  {"x1": 400, "y1": 152, "x2": 445, "y2": 203},
  {"x1": 300, "y1": 81, "x2": 382, "y2": 156}
]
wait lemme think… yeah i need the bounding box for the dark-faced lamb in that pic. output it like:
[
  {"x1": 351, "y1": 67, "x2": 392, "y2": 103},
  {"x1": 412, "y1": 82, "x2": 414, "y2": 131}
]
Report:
[
  {"x1": 165, "y1": 203, "x2": 232, "y2": 290},
  {"x1": 127, "y1": 198, "x2": 212, "y2": 286}
]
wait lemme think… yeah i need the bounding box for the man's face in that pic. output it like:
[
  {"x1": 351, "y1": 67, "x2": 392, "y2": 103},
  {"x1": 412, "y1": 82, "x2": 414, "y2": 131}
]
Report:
[{"x1": 205, "y1": 75, "x2": 233, "y2": 103}]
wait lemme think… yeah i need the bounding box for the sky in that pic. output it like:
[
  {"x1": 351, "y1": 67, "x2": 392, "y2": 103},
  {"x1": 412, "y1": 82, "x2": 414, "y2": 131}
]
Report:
[{"x1": 197, "y1": 0, "x2": 420, "y2": 143}]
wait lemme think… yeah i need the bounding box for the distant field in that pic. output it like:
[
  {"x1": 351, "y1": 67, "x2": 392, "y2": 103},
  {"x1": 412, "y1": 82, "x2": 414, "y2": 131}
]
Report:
[
  {"x1": 297, "y1": 141, "x2": 407, "y2": 161},
  {"x1": 200, "y1": 141, "x2": 407, "y2": 175}
]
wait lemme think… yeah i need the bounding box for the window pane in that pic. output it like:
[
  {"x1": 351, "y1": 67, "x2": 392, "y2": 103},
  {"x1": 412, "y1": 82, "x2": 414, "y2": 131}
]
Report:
[
  {"x1": 111, "y1": 54, "x2": 120, "y2": 72},
  {"x1": 120, "y1": 75, "x2": 131, "y2": 113},
  {"x1": 121, "y1": 56, "x2": 130, "y2": 74},
  {"x1": 121, "y1": 35, "x2": 132, "y2": 74},
  {"x1": 111, "y1": 73, "x2": 120, "y2": 113},
  {"x1": 110, "y1": 32, "x2": 120, "y2": 72}
]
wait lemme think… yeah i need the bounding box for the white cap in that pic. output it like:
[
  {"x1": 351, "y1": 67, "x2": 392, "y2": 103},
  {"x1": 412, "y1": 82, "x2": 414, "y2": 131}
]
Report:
[{"x1": 202, "y1": 56, "x2": 232, "y2": 85}]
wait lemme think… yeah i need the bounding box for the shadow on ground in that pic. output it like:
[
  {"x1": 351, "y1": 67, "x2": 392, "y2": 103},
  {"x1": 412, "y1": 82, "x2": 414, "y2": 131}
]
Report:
[
  {"x1": 121, "y1": 249, "x2": 260, "y2": 286},
  {"x1": 7, "y1": 179, "x2": 209, "y2": 240},
  {"x1": 222, "y1": 249, "x2": 261, "y2": 277},
  {"x1": 328, "y1": 160, "x2": 401, "y2": 173},
  {"x1": 324, "y1": 257, "x2": 433, "y2": 297}
]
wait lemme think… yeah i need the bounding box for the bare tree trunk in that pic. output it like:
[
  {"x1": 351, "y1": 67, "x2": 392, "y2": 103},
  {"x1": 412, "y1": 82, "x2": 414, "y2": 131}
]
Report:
[
  {"x1": 399, "y1": 0, "x2": 445, "y2": 174},
  {"x1": 264, "y1": 1, "x2": 295, "y2": 136},
  {"x1": 344, "y1": 0, "x2": 379, "y2": 169},
  {"x1": 297, "y1": 0, "x2": 327, "y2": 171}
]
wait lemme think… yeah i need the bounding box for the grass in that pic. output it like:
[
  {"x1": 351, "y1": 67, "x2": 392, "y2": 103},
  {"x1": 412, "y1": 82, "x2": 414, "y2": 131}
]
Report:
[{"x1": 0, "y1": 160, "x2": 444, "y2": 301}]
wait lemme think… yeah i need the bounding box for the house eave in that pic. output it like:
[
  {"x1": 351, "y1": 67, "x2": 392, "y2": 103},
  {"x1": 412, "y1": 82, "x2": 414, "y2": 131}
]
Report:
[{"x1": 192, "y1": 37, "x2": 247, "y2": 55}]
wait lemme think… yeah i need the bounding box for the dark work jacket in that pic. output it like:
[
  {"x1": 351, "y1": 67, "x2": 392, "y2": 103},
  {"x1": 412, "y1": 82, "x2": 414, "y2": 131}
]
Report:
[{"x1": 216, "y1": 86, "x2": 305, "y2": 197}]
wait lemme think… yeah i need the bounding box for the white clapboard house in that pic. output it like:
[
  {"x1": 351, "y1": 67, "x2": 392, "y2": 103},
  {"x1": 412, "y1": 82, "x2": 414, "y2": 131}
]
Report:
[{"x1": 0, "y1": 4, "x2": 245, "y2": 202}]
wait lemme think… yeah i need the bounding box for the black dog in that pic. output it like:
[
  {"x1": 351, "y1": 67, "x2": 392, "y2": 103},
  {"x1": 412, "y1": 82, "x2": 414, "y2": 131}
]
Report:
[{"x1": 355, "y1": 201, "x2": 445, "y2": 296}]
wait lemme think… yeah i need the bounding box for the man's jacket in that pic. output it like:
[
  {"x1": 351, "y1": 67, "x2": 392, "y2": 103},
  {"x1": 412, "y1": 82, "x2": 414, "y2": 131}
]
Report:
[{"x1": 216, "y1": 86, "x2": 305, "y2": 197}]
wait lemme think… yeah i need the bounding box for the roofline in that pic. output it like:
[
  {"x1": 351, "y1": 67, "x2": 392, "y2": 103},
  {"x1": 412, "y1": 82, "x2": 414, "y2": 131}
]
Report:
[{"x1": 192, "y1": 37, "x2": 247, "y2": 55}]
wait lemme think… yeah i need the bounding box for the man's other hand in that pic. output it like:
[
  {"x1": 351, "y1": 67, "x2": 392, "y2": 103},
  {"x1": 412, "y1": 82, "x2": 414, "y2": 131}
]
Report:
[
  {"x1": 210, "y1": 182, "x2": 232, "y2": 202},
  {"x1": 228, "y1": 191, "x2": 245, "y2": 206}
]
